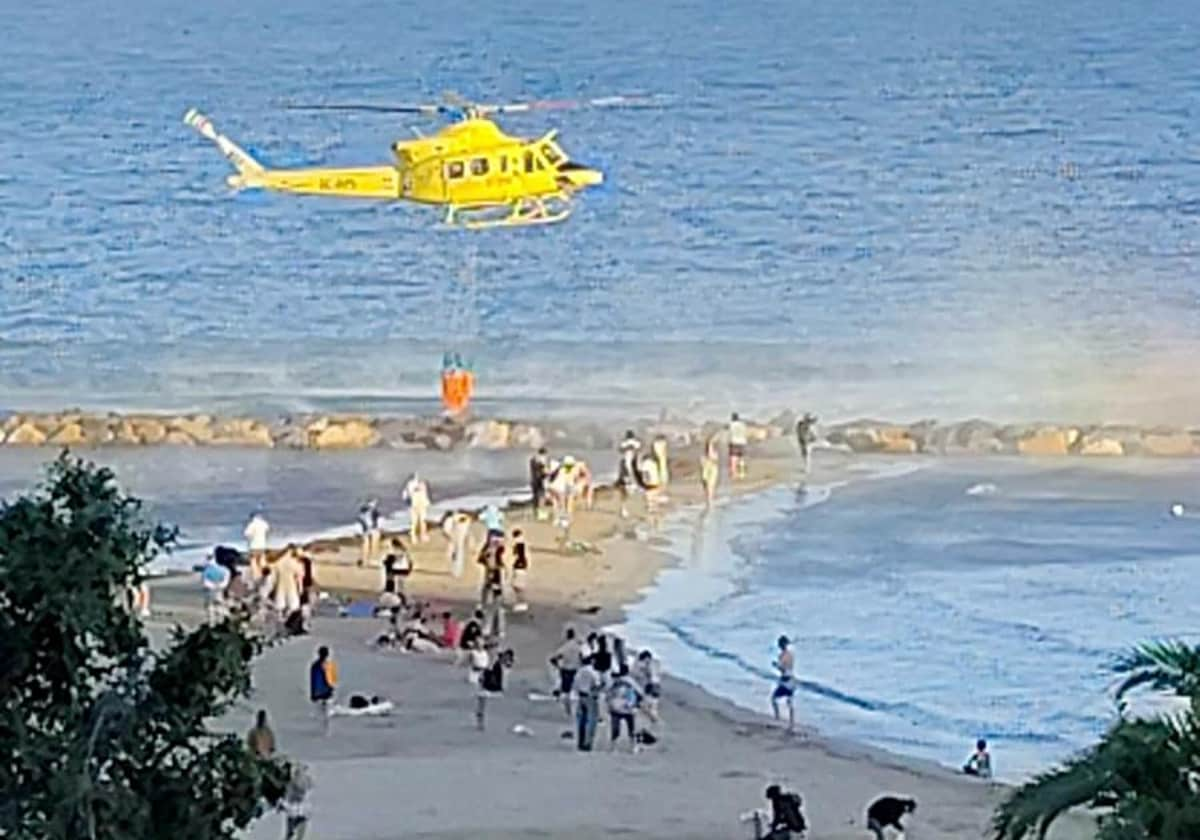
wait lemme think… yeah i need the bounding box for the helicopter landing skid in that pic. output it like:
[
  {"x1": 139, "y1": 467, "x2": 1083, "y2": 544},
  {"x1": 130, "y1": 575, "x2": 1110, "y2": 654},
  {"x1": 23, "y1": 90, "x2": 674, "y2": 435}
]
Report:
[{"x1": 444, "y1": 196, "x2": 572, "y2": 230}]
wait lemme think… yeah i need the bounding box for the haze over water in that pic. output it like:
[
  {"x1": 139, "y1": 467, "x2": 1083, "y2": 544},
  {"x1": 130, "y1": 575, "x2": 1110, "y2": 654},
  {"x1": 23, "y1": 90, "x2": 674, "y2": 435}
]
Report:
[{"x1": 2, "y1": 0, "x2": 1198, "y2": 423}]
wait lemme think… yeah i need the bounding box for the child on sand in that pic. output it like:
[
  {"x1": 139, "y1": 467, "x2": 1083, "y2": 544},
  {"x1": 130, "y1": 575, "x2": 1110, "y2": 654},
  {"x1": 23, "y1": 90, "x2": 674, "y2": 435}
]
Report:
[{"x1": 963, "y1": 738, "x2": 993, "y2": 778}]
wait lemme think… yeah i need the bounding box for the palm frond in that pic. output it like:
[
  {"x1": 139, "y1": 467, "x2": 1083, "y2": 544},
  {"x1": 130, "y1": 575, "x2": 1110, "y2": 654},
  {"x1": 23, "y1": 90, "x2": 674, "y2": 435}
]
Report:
[
  {"x1": 1114, "y1": 641, "x2": 1200, "y2": 704},
  {"x1": 993, "y1": 749, "x2": 1110, "y2": 839}
]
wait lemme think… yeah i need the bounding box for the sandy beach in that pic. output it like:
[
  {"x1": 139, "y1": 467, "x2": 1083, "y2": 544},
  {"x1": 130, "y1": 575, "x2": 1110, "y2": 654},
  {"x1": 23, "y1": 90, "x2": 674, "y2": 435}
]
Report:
[{"x1": 143, "y1": 440, "x2": 1096, "y2": 840}]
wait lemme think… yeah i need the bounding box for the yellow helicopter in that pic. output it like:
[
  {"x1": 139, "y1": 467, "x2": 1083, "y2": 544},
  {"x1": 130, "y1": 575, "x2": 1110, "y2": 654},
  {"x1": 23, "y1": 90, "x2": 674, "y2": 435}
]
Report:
[{"x1": 184, "y1": 94, "x2": 656, "y2": 229}]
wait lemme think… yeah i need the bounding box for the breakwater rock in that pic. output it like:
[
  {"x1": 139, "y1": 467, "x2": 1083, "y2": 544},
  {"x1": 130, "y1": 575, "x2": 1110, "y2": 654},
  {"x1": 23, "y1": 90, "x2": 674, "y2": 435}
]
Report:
[
  {"x1": 0, "y1": 411, "x2": 1196, "y2": 458},
  {"x1": 824, "y1": 419, "x2": 1200, "y2": 457}
]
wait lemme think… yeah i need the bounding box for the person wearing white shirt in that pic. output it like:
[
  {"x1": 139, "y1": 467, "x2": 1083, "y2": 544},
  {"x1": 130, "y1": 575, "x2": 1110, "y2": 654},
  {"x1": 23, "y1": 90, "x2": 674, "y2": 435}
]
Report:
[
  {"x1": 403, "y1": 474, "x2": 431, "y2": 543},
  {"x1": 244, "y1": 510, "x2": 270, "y2": 575},
  {"x1": 728, "y1": 413, "x2": 749, "y2": 480}
]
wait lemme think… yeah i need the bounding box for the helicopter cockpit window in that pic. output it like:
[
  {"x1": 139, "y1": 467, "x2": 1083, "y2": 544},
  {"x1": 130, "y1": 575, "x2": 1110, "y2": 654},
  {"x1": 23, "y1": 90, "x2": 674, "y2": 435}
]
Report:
[
  {"x1": 541, "y1": 144, "x2": 562, "y2": 165},
  {"x1": 524, "y1": 152, "x2": 535, "y2": 174},
  {"x1": 470, "y1": 157, "x2": 489, "y2": 176},
  {"x1": 446, "y1": 160, "x2": 465, "y2": 179}
]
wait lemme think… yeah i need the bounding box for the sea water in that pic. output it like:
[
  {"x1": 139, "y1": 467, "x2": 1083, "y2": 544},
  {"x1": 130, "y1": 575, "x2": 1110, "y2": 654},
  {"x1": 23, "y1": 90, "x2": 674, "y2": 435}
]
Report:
[
  {"x1": 2, "y1": 0, "x2": 1200, "y2": 423},
  {"x1": 623, "y1": 457, "x2": 1200, "y2": 778}
]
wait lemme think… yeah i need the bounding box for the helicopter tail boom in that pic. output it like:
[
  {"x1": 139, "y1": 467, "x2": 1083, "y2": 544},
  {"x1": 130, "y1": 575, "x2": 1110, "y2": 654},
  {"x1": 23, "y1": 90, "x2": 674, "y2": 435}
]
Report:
[{"x1": 183, "y1": 107, "x2": 400, "y2": 198}]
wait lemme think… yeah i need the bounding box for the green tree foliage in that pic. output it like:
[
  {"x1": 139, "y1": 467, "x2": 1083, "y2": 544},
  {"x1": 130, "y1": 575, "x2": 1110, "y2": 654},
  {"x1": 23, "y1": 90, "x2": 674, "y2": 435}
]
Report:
[
  {"x1": 994, "y1": 641, "x2": 1200, "y2": 840},
  {"x1": 0, "y1": 454, "x2": 289, "y2": 839}
]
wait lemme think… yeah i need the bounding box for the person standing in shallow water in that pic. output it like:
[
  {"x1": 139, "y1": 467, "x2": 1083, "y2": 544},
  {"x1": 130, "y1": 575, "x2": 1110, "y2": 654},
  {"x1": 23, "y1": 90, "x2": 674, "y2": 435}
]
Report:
[
  {"x1": 795, "y1": 413, "x2": 817, "y2": 474},
  {"x1": 701, "y1": 435, "x2": 720, "y2": 507},
  {"x1": 728, "y1": 413, "x2": 748, "y2": 480}
]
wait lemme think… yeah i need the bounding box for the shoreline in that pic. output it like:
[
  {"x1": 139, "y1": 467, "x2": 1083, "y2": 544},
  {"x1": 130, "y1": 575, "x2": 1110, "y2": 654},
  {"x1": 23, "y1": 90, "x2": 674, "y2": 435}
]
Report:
[{"x1": 142, "y1": 441, "x2": 1100, "y2": 839}]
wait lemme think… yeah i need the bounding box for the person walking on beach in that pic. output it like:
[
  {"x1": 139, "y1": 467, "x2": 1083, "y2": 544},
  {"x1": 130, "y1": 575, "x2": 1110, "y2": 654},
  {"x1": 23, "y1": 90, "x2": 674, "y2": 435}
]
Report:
[
  {"x1": 475, "y1": 648, "x2": 515, "y2": 731},
  {"x1": 617, "y1": 430, "x2": 642, "y2": 519},
  {"x1": 795, "y1": 413, "x2": 817, "y2": 474},
  {"x1": 309, "y1": 646, "x2": 338, "y2": 735},
  {"x1": 529, "y1": 447, "x2": 550, "y2": 521},
  {"x1": 608, "y1": 665, "x2": 644, "y2": 753},
  {"x1": 404, "y1": 473, "x2": 431, "y2": 543},
  {"x1": 357, "y1": 499, "x2": 382, "y2": 567},
  {"x1": 281, "y1": 762, "x2": 313, "y2": 840},
  {"x1": 246, "y1": 709, "x2": 276, "y2": 758},
  {"x1": 244, "y1": 508, "x2": 270, "y2": 576},
  {"x1": 201, "y1": 552, "x2": 231, "y2": 624},
  {"x1": 511, "y1": 529, "x2": 530, "y2": 614},
  {"x1": 770, "y1": 635, "x2": 796, "y2": 733},
  {"x1": 729, "y1": 413, "x2": 749, "y2": 481},
  {"x1": 550, "y1": 627, "x2": 584, "y2": 718},
  {"x1": 701, "y1": 435, "x2": 720, "y2": 507},
  {"x1": 574, "y1": 655, "x2": 603, "y2": 751},
  {"x1": 442, "y1": 511, "x2": 473, "y2": 579}
]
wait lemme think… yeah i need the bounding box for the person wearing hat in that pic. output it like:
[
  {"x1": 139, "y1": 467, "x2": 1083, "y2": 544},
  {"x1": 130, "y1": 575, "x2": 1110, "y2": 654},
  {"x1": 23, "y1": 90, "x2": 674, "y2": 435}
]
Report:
[{"x1": 770, "y1": 635, "x2": 796, "y2": 733}]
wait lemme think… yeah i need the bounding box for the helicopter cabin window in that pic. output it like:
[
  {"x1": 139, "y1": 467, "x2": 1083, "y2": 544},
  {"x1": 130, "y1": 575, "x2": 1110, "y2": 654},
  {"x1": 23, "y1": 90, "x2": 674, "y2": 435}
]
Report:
[
  {"x1": 524, "y1": 151, "x2": 534, "y2": 173},
  {"x1": 470, "y1": 157, "x2": 489, "y2": 177},
  {"x1": 541, "y1": 144, "x2": 562, "y2": 165},
  {"x1": 499, "y1": 156, "x2": 508, "y2": 174},
  {"x1": 446, "y1": 160, "x2": 465, "y2": 180}
]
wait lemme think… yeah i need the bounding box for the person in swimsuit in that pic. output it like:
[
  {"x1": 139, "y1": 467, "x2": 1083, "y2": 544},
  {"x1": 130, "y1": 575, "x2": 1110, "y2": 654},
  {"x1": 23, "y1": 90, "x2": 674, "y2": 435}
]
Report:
[{"x1": 770, "y1": 635, "x2": 796, "y2": 733}]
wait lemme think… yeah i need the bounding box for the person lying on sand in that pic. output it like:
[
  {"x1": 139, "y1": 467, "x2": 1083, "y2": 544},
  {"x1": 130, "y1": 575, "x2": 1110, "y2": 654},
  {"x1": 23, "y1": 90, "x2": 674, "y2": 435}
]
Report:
[{"x1": 963, "y1": 738, "x2": 993, "y2": 778}]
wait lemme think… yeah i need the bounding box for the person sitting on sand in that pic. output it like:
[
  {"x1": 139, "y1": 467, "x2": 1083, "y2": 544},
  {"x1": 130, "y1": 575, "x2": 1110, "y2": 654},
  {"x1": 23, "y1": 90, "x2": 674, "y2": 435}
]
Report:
[
  {"x1": 441, "y1": 610, "x2": 461, "y2": 649},
  {"x1": 763, "y1": 784, "x2": 807, "y2": 840},
  {"x1": 457, "y1": 609, "x2": 484, "y2": 667},
  {"x1": 963, "y1": 738, "x2": 993, "y2": 778}
]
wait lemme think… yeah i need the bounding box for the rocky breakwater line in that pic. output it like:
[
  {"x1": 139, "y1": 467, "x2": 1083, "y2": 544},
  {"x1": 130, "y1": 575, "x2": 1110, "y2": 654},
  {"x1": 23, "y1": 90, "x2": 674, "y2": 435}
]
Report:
[
  {"x1": 824, "y1": 419, "x2": 1200, "y2": 457},
  {"x1": 0, "y1": 410, "x2": 784, "y2": 453}
]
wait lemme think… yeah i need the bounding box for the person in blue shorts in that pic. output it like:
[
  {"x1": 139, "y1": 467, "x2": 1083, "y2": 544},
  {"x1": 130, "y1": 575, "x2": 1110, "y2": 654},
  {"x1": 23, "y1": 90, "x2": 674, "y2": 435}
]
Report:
[{"x1": 770, "y1": 635, "x2": 796, "y2": 733}]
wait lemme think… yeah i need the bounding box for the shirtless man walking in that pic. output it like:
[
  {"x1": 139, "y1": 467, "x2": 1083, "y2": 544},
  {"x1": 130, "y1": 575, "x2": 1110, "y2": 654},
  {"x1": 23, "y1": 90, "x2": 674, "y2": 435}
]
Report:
[{"x1": 770, "y1": 635, "x2": 797, "y2": 734}]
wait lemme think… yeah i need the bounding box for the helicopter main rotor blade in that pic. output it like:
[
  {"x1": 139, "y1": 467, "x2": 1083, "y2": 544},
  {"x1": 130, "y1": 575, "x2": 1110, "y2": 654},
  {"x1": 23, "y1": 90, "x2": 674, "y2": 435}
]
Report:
[
  {"x1": 283, "y1": 102, "x2": 449, "y2": 115},
  {"x1": 478, "y1": 94, "x2": 668, "y2": 115}
]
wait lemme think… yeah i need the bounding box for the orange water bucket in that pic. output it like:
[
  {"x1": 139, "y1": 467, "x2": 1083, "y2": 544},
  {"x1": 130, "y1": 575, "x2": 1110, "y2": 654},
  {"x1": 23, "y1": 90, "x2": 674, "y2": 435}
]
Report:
[{"x1": 441, "y1": 369, "x2": 474, "y2": 415}]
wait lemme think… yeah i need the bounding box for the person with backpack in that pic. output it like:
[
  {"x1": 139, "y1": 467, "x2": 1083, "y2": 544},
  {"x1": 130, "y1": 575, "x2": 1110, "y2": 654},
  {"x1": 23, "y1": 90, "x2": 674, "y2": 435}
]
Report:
[{"x1": 607, "y1": 665, "x2": 644, "y2": 753}]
